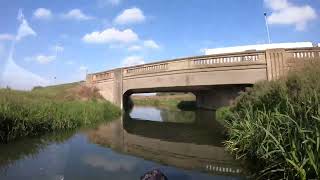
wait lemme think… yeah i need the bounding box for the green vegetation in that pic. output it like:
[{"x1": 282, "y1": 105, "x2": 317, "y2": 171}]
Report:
[
  {"x1": 215, "y1": 106, "x2": 232, "y2": 126},
  {"x1": 220, "y1": 62, "x2": 320, "y2": 179},
  {"x1": 0, "y1": 83, "x2": 121, "y2": 143},
  {"x1": 132, "y1": 93, "x2": 196, "y2": 110}
]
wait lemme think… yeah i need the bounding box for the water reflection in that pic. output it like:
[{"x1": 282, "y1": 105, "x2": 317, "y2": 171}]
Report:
[
  {"x1": 88, "y1": 106, "x2": 243, "y2": 177},
  {"x1": 0, "y1": 131, "x2": 75, "y2": 167},
  {"x1": 0, "y1": 131, "x2": 76, "y2": 179},
  {"x1": 130, "y1": 106, "x2": 195, "y2": 123},
  {"x1": 0, "y1": 106, "x2": 244, "y2": 179}
]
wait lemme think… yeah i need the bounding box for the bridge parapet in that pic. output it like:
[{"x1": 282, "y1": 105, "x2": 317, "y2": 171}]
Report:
[
  {"x1": 286, "y1": 47, "x2": 320, "y2": 61},
  {"x1": 87, "y1": 70, "x2": 114, "y2": 83},
  {"x1": 192, "y1": 51, "x2": 265, "y2": 65},
  {"x1": 265, "y1": 47, "x2": 320, "y2": 80},
  {"x1": 122, "y1": 51, "x2": 267, "y2": 77},
  {"x1": 124, "y1": 63, "x2": 168, "y2": 75}
]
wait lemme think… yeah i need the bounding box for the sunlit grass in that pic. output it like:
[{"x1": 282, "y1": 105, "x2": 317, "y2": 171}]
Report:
[
  {"x1": 0, "y1": 84, "x2": 121, "y2": 143},
  {"x1": 132, "y1": 93, "x2": 195, "y2": 109}
]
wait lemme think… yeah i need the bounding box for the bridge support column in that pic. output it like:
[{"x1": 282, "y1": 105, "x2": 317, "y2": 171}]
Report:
[
  {"x1": 195, "y1": 85, "x2": 246, "y2": 110},
  {"x1": 113, "y1": 68, "x2": 123, "y2": 108}
]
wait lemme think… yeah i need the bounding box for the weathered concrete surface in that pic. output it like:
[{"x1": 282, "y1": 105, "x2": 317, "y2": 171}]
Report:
[
  {"x1": 195, "y1": 85, "x2": 248, "y2": 110},
  {"x1": 86, "y1": 47, "x2": 320, "y2": 110}
]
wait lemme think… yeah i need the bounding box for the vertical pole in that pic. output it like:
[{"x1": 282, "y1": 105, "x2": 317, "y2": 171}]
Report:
[{"x1": 264, "y1": 12, "x2": 271, "y2": 44}]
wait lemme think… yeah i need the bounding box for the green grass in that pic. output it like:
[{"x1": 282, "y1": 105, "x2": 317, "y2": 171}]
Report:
[
  {"x1": 132, "y1": 93, "x2": 196, "y2": 110},
  {"x1": 0, "y1": 83, "x2": 121, "y2": 143},
  {"x1": 222, "y1": 62, "x2": 320, "y2": 179},
  {"x1": 133, "y1": 98, "x2": 181, "y2": 108}
]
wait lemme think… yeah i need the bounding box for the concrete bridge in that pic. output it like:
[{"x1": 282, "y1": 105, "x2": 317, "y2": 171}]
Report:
[{"x1": 86, "y1": 47, "x2": 320, "y2": 110}]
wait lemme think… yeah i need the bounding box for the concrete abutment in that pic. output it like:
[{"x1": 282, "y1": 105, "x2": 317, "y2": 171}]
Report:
[{"x1": 194, "y1": 85, "x2": 248, "y2": 110}]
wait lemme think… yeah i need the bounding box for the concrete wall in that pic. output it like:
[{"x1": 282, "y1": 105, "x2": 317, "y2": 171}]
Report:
[
  {"x1": 86, "y1": 47, "x2": 320, "y2": 110},
  {"x1": 195, "y1": 85, "x2": 248, "y2": 110}
]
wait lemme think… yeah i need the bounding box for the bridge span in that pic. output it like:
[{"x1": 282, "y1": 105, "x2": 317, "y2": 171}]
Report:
[{"x1": 86, "y1": 47, "x2": 320, "y2": 110}]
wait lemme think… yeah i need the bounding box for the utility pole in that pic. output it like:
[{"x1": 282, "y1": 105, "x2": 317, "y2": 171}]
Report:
[{"x1": 264, "y1": 12, "x2": 271, "y2": 44}]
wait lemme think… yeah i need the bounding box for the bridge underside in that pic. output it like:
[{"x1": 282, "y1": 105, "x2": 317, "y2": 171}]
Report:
[{"x1": 124, "y1": 84, "x2": 250, "y2": 110}]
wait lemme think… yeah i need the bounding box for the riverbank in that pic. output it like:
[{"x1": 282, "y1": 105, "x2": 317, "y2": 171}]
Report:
[
  {"x1": 132, "y1": 93, "x2": 196, "y2": 110},
  {"x1": 0, "y1": 83, "x2": 121, "y2": 143},
  {"x1": 217, "y1": 62, "x2": 320, "y2": 179}
]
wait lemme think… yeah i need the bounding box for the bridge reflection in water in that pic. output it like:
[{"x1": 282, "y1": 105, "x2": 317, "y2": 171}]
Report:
[{"x1": 87, "y1": 106, "x2": 244, "y2": 177}]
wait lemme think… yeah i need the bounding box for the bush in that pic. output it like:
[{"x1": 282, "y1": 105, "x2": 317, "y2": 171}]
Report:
[{"x1": 225, "y1": 62, "x2": 320, "y2": 179}]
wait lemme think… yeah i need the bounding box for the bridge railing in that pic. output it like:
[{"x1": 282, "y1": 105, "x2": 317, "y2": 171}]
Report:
[
  {"x1": 191, "y1": 51, "x2": 265, "y2": 66},
  {"x1": 87, "y1": 70, "x2": 114, "y2": 83},
  {"x1": 124, "y1": 63, "x2": 169, "y2": 74},
  {"x1": 122, "y1": 51, "x2": 266, "y2": 77},
  {"x1": 286, "y1": 47, "x2": 320, "y2": 61}
]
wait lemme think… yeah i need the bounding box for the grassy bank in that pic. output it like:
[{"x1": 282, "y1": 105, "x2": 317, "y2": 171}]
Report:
[
  {"x1": 218, "y1": 62, "x2": 320, "y2": 179},
  {"x1": 132, "y1": 93, "x2": 196, "y2": 110},
  {"x1": 0, "y1": 83, "x2": 121, "y2": 143}
]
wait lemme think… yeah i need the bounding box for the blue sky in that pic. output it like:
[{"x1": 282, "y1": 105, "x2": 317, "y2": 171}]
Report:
[{"x1": 0, "y1": 0, "x2": 319, "y2": 89}]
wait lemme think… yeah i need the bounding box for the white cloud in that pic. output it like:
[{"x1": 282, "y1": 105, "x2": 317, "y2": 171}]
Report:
[
  {"x1": 35, "y1": 55, "x2": 56, "y2": 64},
  {"x1": 0, "y1": 34, "x2": 15, "y2": 41},
  {"x1": 122, "y1": 55, "x2": 145, "y2": 67},
  {"x1": 0, "y1": 43, "x2": 6, "y2": 59},
  {"x1": 143, "y1": 40, "x2": 160, "y2": 49},
  {"x1": 82, "y1": 28, "x2": 138, "y2": 44},
  {"x1": 127, "y1": 40, "x2": 160, "y2": 51},
  {"x1": 62, "y1": 9, "x2": 94, "y2": 21},
  {"x1": 1, "y1": 59, "x2": 49, "y2": 90},
  {"x1": 98, "y1": 0, "x2": 121, "y2": 6},
  {"x1": 33, "y1": 8, "x2": 52, "y2": 20},
  {"x1": 0, "y1": 9, "x2": 49, "y2": 90},
  {"x1": 26, "y1": 54, "x2": 56, "y2": 64},
  {"x1": 114, "y1": 7, "x2": 146, "y2": 25},
  {"x1": 265, "y1": 0, "x2": 317, "y2": 30},
  {"x1": 16, "y1": 19, "x2": 37, "y2": 41},
  {"x1": 127, "y1": 45, "x2": 142, "y2": 51}
]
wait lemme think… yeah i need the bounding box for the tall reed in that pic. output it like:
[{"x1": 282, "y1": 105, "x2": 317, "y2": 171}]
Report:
[
  {"x1": 224, "y1": 61, "x2": 320, "y2": 179},
  {"x1": 0, "y1": 85, "x2": 121, "y2": 143}
]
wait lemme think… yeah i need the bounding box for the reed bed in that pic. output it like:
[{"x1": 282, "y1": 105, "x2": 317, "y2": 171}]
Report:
[
  {"x1": 0, "y1": 84, "x2": 121, "y2": 143},
  {"x1": 222, "y1": 62, "x2": 320, "y2": 179}
]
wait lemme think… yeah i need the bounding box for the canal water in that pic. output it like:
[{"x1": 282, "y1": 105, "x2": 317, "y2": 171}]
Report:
[{"x1": 0, "y1": 106, "x2": 244, "y2": 180}]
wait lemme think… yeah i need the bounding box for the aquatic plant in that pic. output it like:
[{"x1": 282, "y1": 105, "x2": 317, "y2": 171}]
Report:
[{"x1": 224, "y1": 61, "x2": 320, "y2": 179}]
